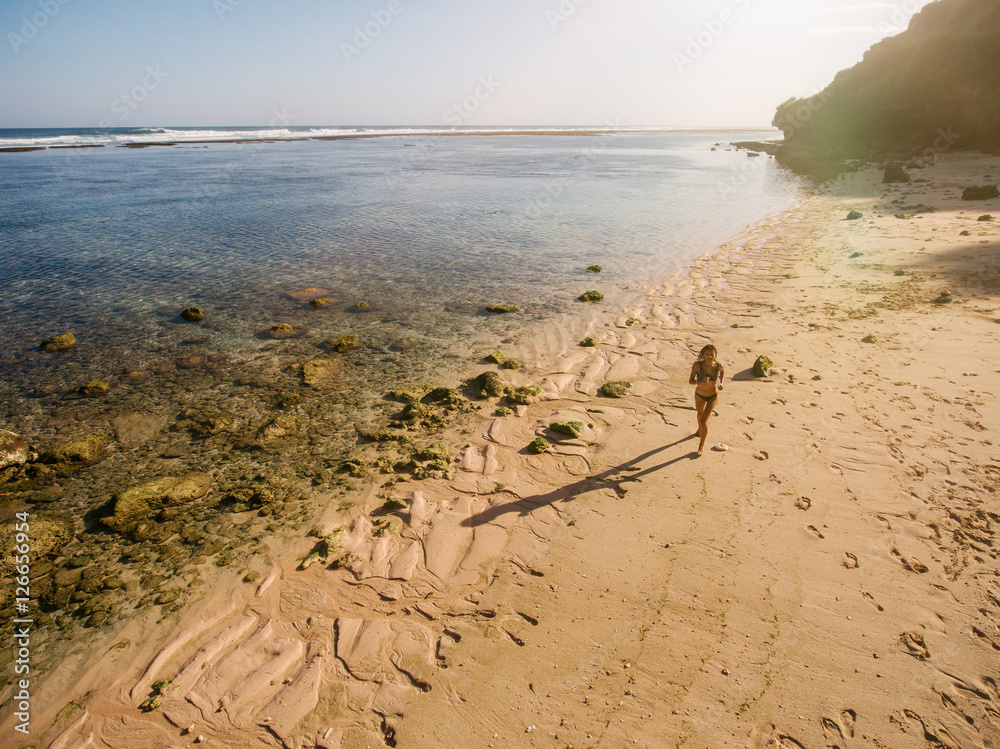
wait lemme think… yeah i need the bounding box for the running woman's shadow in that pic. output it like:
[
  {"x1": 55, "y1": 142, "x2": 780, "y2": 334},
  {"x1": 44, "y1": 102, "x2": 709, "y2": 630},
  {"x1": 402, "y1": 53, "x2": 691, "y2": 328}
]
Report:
[{"x1": 461, "y1": 433, "x2": 699, "y2": 528}]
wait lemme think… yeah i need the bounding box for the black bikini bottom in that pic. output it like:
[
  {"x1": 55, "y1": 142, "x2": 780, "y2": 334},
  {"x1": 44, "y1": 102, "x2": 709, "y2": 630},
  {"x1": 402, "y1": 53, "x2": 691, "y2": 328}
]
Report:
[{"x1": 695, "y1": 392, "x2": 717, "y2": 405}]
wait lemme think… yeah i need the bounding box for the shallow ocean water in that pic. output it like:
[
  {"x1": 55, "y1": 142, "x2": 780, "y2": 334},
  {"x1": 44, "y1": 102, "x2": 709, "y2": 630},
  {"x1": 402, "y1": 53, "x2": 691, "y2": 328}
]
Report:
[{"x1": 0, "y1": 130, "x2": 800, "y2": 418}]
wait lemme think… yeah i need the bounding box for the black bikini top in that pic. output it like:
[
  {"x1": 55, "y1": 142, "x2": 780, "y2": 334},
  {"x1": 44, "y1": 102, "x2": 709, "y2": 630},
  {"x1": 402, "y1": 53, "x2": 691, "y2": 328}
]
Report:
[{"x1": 698, "y1": 362, "x2": 720, "y2": 382}]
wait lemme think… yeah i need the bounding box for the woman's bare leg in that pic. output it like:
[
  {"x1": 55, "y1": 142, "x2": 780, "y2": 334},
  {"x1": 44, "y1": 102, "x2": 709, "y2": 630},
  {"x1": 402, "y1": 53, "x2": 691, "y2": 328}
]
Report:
[
  {"x1": 695, "y1": 395, "x2": 707, "y2": 453},
  {"x1": 697, "y1": 397, "x2": 716, "y2": 454}
]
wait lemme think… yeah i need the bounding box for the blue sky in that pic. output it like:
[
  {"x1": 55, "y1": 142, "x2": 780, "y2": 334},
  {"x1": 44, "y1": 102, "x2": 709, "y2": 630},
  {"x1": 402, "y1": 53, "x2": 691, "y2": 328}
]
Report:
[{"x1": 0, "y1": 0, "x2": 934, "y2": 128}]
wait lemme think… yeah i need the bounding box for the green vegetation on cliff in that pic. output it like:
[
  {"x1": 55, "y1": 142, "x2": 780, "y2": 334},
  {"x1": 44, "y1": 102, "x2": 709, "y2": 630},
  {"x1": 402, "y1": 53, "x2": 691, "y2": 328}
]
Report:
[{"x1": 772, "y1": 0, "x2": 1000, "y2": 174}]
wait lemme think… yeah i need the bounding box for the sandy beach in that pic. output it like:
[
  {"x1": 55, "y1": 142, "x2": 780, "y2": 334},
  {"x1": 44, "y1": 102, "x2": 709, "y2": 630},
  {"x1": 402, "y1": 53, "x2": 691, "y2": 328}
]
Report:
[{"x1": 12, "y1": 150, "x2": 1000, "y2": 748}]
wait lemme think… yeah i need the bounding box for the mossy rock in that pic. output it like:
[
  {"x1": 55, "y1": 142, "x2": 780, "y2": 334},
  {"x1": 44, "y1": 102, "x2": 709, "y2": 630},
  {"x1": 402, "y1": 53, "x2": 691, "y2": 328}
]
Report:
[
  {"x1": 932, "y1": 291, "x2": 953, "y2": 304},
  {"x1": 586, "y1": 265, "x2": 602, "y2": 273},
  {"x1": 105, "y1": 473, "x2": 212, "y2": 532},
  {"x1": 505, "y1": 385, "x2": 543, "y2": 406},
  {"x1": 485, "y1": 350, "x2": 507, "y2": 365},
  {"x1": 387, "y1": 384, "x2": 434, "y2": 403},
  {"x1": 381, "y1": 497, "x2": 408, "y2": 513},
  {"x1": 309, "y1": 298, "x2": 331, "y2": 308},
  {"x1": 326, "y1": 334, "x2": 360, "y2": 353},
  {"x1": 41, "y1": 332, "x2": 77, "y2": 352},
  {"x1": 501, "y1": 359, "x2": 522, "y2": 370},
  {"x1": 354, "y1": 301, "x2": 370, "y2": 309},
  {"x1": 180, "y1": 307, "x2": 204, "y2": 322},
  {"x1": 416, "y1": 442, "x2": 451, "y2": 464},
  {"x1": 475, "y1": 371, "x2": 505, "y2": 399},
  {"x1": 77, "y1": 380, "x2": 110, "y2": 397},
  {"x1": 426, "y1": 387, "x2": 466, "y2": 408},
  {"x1": 494, "y1": 407, "x2": 513, "y2": 417},
  {"x1": 578, "y1": 290, "x2": 604, "y2": 303},
  {"x1": 752, "y1": 355, "x2": 773, "y2": 377},
  {"x1": 372, "y1": 518, "x2": 401, "y2": 537},
  {"x1": 392, "y1": 401, "x2": 430, "y2": 426},
  {"x1": 485, "y1": 304, "x2": 520, "y2": 313},
  {"x1": 862, "y1": 335, "x2": 878, "y2": 343},
  {"x1": 849, "y1": 251, "x2": 863, "y2": 258},
  {"x1": 600, "y1": 380, "x2": 632, "y2": 398},
  {"x1": 527, "y1": 437, "x2": 550, "y2": 454},
  {"x1": 156, "y1": 590, "x2": 181, "y2": 605},
  {"x1": 846, "y1": 211, "x2": 863, "y2": 220},
  {"x1": 579, "y1": 337, "x2": 597, "y2": 347},
  {"x1": 45, "y1": 433, "x2": 111, "y2": 464},
  {"x1": 549, "y1": 421, "x2": 585, "y2": 439},
  {"x1": 358, "y1": 429, "x2": 411, "y2": 444},
  {"x1": 339, "y1": 459, "x2": 367, "y2": 478}
]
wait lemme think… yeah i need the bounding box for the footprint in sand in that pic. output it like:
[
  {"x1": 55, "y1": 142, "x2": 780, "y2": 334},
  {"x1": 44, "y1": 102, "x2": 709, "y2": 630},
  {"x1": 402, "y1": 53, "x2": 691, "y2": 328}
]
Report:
[
  {"x1": 841, "y1": 709, "x2": 857, "y2": 738},
  {"x1": 900, "y1": 630, "x2": 930, "y2": 660},
  {"x1": 807, "y1": 525, "x2": 825, "y2": 539},
  {"x1": 842, "y1": 552, "x2": 858, "y2": 569},
  {"x1": 775, "y1": 734, "x2": 806, "y2": 749},
  {"x1": 891, "y1": 547, "x2": 929, "y2": 573},
  {"x1": 862, "y1": 592, "x2": 884, "y2": 612},
  {"x1": 794, "y1": 496, "x2": 811, "y2": 510},
  {"x1": 821, "y1": 716, "x2": 846, "y2": 743},
  {"x1": 753, "y1": 450, "x2": 769, "y2": 461}
]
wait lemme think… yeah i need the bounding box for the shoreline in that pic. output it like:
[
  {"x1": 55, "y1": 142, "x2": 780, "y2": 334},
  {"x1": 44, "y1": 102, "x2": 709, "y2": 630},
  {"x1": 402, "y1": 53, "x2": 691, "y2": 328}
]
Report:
[
  {"x1": 0, "y1": 127, "x2": 782, "y2": 153},
  {"x1": 5, "y1": 151, "x2": 999, "y2": 747}
]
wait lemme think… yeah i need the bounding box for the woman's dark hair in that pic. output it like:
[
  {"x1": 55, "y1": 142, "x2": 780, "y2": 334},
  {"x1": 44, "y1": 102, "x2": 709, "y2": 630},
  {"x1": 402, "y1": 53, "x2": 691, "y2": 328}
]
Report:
[{"x1": 696, "y1": 344, "x2": 717, "y2": 362}]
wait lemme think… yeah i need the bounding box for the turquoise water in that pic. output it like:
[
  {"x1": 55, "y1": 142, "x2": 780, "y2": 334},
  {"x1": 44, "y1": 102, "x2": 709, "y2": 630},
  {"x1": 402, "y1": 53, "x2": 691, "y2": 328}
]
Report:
[{"x1": 0, "y1": 129, "x2": 799, "y2": 413}]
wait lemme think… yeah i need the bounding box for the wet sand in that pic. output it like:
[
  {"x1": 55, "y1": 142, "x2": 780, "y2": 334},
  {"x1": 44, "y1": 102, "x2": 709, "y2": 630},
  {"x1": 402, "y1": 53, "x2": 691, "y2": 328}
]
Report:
[{"x1": 7, "y1": 152, "x2": 1000, "y2": 748}]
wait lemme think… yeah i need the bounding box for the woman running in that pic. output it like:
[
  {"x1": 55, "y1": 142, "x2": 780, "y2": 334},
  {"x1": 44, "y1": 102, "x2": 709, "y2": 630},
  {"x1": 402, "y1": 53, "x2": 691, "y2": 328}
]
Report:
[{"x1": 689, "y1": 344, "x2": 724, "y2": 455}]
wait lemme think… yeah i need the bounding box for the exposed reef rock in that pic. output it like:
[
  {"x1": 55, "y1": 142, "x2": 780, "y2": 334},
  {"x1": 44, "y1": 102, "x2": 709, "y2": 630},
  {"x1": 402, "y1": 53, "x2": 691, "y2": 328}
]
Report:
[
  {"x1": 485, "y1": 304, "x2": 519, "y2": 313},
  {"x1": 578, "y1": 290, "x2": 604, "y2": 303},
  {"x1": 180, "y1": 307, "x2": 204, "y2": 322}
]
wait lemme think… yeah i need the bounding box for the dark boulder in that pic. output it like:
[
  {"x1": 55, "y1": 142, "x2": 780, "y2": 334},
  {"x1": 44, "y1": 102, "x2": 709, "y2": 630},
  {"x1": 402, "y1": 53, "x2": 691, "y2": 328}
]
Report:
[
  {"x1": 962, "y1": 185, "x2": 999, "y2": 200},
  {"x1": 882, "y1": 164, "x2": 910, "y2": 183}
]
